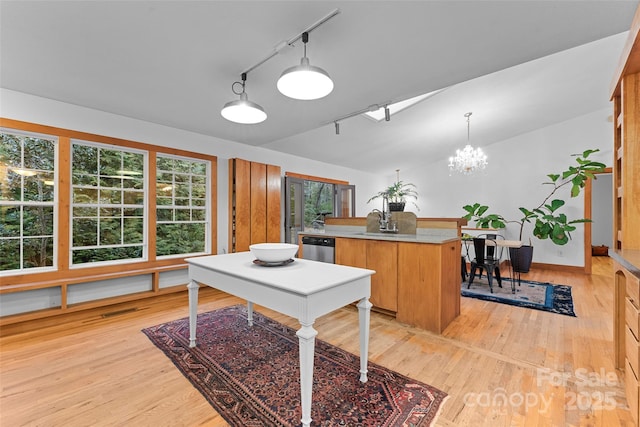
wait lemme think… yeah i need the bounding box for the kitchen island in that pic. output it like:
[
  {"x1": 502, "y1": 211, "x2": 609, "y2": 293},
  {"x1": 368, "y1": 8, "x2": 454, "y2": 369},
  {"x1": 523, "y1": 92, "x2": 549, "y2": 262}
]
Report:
[{"x1": 299, "y1": 224, "x2": 461, "y2": 334}]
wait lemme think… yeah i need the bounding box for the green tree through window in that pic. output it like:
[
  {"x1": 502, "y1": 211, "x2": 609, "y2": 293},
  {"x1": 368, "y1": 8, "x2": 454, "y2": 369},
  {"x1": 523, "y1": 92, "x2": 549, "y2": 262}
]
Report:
[
  {"x1": 71, "y1": 141, "x2": 145, "y2": 265},
  {"x1": 0, "y1": 130, "x2": 56, "y2": 272},
  {"x1": 156, "y1": 155, "x2": 209, "y2": 257},
  {"x1": 304, "y1": 181, "x2": 334, "y2": 230}
]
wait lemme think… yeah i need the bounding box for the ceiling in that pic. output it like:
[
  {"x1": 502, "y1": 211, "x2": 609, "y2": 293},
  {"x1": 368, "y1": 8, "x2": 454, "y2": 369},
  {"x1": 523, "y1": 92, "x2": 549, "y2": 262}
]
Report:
[{"x1": 1, "y1": 1, "x2": 637, "y2": 174}]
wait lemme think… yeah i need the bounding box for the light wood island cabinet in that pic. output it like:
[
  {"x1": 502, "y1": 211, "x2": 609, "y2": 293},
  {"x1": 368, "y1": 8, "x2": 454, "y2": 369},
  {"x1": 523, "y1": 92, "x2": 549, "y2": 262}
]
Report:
[
  {"x1": 335, "y1": 238, "x2": 398, "y2": 313},
  {"x1": 397, "y1": 241, "x2": 460, "y2": 333},
  {"x1": 334, "y1": 236, "x2": 459, "y2": 333},
  {"x1": 335, "y1": 238, "x2": 367, "y2": 269}
]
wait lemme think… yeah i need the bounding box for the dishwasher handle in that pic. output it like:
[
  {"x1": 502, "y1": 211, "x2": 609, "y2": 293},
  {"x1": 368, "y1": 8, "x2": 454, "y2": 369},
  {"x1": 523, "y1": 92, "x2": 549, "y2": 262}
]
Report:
[{"x1": 301, "y1": 236, "x2": 335, "y2": 247}]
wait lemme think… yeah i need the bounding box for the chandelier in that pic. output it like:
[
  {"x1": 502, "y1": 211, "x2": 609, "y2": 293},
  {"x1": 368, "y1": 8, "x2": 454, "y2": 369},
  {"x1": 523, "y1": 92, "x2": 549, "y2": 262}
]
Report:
[{"x1": 448, "y1": 112, "x2": 488, "y2": 175}]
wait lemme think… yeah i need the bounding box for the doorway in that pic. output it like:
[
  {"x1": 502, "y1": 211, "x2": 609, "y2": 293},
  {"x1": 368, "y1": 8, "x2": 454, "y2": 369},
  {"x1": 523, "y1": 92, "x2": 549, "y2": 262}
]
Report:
[{"x1": 584, "y1": 169, "x2": 613, "y2": 274}]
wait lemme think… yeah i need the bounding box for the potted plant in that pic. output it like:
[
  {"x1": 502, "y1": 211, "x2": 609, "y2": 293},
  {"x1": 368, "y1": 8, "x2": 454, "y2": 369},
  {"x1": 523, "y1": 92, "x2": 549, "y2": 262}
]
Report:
[
  {"x1": 368, "y1": 169, "x2": 419, "y2": 212},
  {"x1": 462, "y1": 149, "x2": 606, "y2": 272},
  {"x1": 368, "y1": 178, "x2": 419, "y2": 212}
]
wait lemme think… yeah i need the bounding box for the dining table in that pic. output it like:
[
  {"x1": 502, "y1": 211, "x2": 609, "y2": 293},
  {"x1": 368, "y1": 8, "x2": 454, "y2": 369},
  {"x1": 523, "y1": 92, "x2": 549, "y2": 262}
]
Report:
[{"x1": 185, "y1": 251, "x2": 375, "y2": 427}]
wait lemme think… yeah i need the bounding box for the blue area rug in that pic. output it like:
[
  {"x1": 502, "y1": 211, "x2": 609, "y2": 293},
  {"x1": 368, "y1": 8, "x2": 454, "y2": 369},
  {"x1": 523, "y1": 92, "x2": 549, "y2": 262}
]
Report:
[{"x1": 461, "y1": 277, "x2": 576, "y2": 317}]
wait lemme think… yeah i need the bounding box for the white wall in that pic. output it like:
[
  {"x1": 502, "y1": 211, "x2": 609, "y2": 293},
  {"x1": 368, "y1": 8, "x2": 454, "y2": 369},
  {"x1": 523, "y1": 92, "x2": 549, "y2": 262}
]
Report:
[
  {"x1": 0, "y1": 89, "x2": 384, "y2": 254},
  {"x1": 399, "y1": 107, "x2": 613, "y2": 267},
  {"x1": 1, "y1": 89, "x2": 613, "y2": 267}
]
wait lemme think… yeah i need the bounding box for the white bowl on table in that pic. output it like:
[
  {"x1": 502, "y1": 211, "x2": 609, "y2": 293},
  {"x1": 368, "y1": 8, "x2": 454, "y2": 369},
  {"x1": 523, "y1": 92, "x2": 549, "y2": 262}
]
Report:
[{"x1": 249, "y1": 243, "x2": 299, "y2": 263}]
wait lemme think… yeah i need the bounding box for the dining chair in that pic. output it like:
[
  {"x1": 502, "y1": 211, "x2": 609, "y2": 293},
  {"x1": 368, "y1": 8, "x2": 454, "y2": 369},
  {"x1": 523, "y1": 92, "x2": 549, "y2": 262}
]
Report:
[
  {"x1": 467, "y1": 234, "x2": 505, "y2": 293},
  {"x1": 461, "y1": 255, "x2": 467, "y2": 282}
]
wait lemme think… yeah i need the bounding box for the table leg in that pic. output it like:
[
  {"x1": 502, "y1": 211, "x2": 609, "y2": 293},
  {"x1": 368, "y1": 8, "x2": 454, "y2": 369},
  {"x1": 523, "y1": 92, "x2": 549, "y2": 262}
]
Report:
[
  {"x1": 296, "y1": 322, "x2": 318, "y2": 427},
  {"x1": 357, "y1": 297, "x2": 372, "y2": 383},
  {"x1": 246, "y1": 301, "x2": 254, "y2": 326},
  {"x1": 187, "y1": 280, "x2": 199, "y2": 348}
]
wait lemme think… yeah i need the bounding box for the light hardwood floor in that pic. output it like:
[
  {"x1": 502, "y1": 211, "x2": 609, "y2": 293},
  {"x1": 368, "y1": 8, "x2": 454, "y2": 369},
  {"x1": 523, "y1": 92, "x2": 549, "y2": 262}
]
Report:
[{"x1": 0, "y1": 256, "x2": 634, "y2": 426}]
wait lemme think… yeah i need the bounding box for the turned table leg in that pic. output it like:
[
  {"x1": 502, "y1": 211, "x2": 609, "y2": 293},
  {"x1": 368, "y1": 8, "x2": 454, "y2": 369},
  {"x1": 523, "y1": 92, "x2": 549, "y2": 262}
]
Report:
[
  {"x1": 187, "y1": 280, "x2": 199, "y2": 348},
  {"x1": 296, "y1": 322, "x2": 318, "y2": 427},
  {"x1": 357, "y1": 297, "x2": 372, "y2": 382}
]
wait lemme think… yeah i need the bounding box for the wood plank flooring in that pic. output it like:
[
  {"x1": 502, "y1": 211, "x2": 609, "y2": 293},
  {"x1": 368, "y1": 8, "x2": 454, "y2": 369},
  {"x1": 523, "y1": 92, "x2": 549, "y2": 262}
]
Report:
[{"x1": 0, "y1": 256, "x2": 634, "y2": 426}]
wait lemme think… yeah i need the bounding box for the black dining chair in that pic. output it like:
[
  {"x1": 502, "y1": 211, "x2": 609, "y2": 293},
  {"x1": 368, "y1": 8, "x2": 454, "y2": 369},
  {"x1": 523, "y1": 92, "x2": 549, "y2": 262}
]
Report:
[{"x1": 467, "y1": 234, "x2": 504, "y2": 293}]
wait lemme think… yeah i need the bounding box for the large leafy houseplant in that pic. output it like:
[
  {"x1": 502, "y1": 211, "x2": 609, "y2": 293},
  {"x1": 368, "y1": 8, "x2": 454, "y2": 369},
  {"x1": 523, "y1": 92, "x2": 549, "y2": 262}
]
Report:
[{"x1": 462, "y1": 149, "x2": 605, "y2": 270}]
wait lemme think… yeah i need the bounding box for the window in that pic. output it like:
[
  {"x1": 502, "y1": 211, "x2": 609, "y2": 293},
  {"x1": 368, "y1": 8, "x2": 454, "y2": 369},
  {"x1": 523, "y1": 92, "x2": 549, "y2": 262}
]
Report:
[
  {"x1": 284, "y1": 174, "x2": 355, "y2": 243},
  {"x1": 71, "y1": 141, "x2": 146, "y2": 265},
  {"x1": 156, "y1": 155, "x2": 209, "y2": 257},
  {"x1": 1, "y1": 118, "x2": 217, "y2": 286},
  {"x1": 0, "y1": 130, "x2": 57, "y2": 273}
]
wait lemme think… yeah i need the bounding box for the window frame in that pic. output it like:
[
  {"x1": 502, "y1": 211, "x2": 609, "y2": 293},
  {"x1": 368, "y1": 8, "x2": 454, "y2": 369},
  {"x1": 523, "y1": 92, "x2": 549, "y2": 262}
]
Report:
[
  {"x1": 155, "y1": 152, "x2": 211, "y2": 259},
  {"x1": 69, "y1": 139, "x2": 149, "y2": 269}
]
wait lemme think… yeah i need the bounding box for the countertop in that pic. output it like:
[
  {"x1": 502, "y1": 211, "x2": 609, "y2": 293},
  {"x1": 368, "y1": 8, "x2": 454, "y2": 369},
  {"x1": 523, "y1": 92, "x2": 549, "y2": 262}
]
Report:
[
  {"x1": 299, "y1": 230, "x2": 459, "y2": 244},
  {"x1": 611, "y1": 249, "x2": 640, "y2": 279}
]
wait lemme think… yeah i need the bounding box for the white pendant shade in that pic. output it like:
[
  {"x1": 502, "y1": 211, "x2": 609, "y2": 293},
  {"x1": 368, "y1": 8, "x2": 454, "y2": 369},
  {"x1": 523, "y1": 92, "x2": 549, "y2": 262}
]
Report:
[
  {"x1": 277, "y1": 57, "x2": 334, "y2": 100},
  {"x1": 221, "y1": 92, "x2": 267, "y2": 124}
]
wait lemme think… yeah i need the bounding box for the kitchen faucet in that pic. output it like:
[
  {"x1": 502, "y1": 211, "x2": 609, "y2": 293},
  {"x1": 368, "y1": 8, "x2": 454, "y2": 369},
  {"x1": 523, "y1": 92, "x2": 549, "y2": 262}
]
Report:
[{"x1": 375, "y1": 195, "x2": 398, "y2": 233}]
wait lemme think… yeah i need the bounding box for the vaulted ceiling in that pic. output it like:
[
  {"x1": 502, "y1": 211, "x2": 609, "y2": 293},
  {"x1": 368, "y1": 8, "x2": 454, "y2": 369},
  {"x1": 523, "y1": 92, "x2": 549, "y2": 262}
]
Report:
[{"x1": 1, "y1": 1, "x2": 637, "y2": 173}]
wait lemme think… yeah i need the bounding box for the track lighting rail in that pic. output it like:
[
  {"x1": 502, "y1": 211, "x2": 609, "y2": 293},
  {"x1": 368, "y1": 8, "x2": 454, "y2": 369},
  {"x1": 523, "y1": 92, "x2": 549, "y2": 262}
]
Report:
[
  {"x1": 324, "y1": 101, "x2": 392, "y2": 134},
  {"x1": 240, "y1": 8, "x2": 341, "y2": 77}
]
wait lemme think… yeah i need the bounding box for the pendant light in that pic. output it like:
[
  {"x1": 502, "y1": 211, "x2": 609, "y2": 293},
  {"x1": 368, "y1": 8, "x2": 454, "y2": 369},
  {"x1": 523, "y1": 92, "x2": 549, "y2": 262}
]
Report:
[
  {"x1": 448, "y1": 112, "x2": 488, "y2": 175},
  {"x1": 277, "y1": 32, "x2": 334, "y2": 100},
  {"x1": 221, "y1": 73, "x2": 267, "y2": 124}
]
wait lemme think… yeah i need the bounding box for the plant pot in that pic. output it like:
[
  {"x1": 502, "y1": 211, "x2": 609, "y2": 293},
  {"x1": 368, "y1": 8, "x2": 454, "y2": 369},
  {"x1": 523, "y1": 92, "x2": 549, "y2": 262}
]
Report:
[
  {"x1": 389, "y1": 202, "x2": 405, "y2": 212},
  {"x1": 509, "y1": 245, "x2": 533, "y2": 273}
]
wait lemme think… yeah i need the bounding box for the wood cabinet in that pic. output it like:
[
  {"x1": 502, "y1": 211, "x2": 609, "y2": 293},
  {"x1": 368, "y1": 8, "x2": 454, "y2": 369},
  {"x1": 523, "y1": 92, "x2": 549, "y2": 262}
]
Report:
[
  {"x1": 335, "y1": 238, "x2": 397, "y2": 313},
  {"x1": 335, "y1": 237, "x2": 367, "y2": 268},
  {"x1": 397, "y1": 241, "x2": 460, "y2": 333},
  {"x1": 367, "y1": 241, "x2": 398, "y2": 312},
  {"x1": 229, "y1": 158, "x2": 281, "y2": 252},
  {"x1": 334, "y1": 236, "x2": 459, "y2": 332},
  {"x1": 612, "y1": 69, "x2": 640, "y2": 251},
  {"x1": 616, "y1": 257, "x2": 640, "y2": 423},
  {"x1": 611, "y1": 6, "x2": 640, "y2": 424}
]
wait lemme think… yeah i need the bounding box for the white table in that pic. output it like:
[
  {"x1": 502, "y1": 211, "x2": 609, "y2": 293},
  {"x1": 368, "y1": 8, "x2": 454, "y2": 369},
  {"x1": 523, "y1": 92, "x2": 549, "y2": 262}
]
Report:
[{"x1": 186, "y1": 252, "x2": 375, "y2": 427}]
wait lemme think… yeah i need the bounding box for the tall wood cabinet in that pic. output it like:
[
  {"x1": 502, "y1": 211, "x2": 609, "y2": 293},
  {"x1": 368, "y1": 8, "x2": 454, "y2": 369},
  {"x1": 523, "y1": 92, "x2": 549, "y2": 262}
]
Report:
[
  {"x1": 611, "y1": 5, "x2": 640, "y2": 424},
  {"x1": 229, "y1": 158, "x2": 281, "y2": 252}
]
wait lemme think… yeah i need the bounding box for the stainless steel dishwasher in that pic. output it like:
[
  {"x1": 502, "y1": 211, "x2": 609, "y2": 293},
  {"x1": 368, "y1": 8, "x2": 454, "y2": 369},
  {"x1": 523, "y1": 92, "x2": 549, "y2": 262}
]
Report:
[{"x1": 301, "y1": 236, "x2": 335, "y2": 263}]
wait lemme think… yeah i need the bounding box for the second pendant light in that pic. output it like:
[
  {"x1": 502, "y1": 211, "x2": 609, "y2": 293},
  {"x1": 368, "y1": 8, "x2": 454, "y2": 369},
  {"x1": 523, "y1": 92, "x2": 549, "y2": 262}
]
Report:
[{"x1": 277, "y1": 32, "x2": 334, "y2": 100}]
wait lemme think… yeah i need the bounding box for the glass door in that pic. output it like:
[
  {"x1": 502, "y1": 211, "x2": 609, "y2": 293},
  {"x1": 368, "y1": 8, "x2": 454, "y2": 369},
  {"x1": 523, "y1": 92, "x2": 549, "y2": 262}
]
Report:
[
  {"x1": 284, "y1": 177, "x2": 355, "y2": 243},
  {"x1": 284, "y1": 177, "x2": 304, "y2": 244}
]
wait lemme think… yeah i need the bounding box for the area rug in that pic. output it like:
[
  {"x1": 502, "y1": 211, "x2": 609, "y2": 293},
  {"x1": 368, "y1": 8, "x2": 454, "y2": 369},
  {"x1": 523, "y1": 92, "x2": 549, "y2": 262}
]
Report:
[
  {"x1": 142, "y1": 305, "x2": 448, "y2": 426},
  {"x1": 461, "y1": 277, "x2": 576, "y2": 317}
]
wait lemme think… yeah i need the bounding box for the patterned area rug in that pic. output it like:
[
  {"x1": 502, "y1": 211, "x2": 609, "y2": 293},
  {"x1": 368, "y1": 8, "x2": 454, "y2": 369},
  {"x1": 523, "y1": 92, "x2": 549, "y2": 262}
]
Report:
[
  {"x1": 461, "y1": 277, "x2": 576, "y2": 317},
  {"x1": 143, "y1": 305, "x2": 448, "y2": 426}
]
